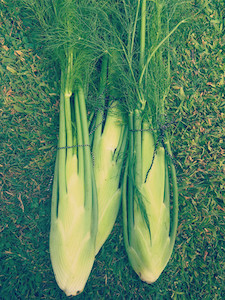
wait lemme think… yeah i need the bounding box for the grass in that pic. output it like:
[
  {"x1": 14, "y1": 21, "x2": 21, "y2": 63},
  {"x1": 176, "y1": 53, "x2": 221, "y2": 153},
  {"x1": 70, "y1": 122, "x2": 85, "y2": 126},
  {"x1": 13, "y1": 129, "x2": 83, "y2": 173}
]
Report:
[{"x1": 0, "y1": 0, "x2": 224, "y2": 299}]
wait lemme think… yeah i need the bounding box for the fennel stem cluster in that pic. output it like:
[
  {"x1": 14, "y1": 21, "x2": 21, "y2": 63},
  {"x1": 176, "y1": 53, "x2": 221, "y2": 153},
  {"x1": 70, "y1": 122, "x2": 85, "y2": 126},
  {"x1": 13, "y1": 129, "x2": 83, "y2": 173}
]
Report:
[{"x1": 21, "y1": 0, "x2": 188, "y2": 296}]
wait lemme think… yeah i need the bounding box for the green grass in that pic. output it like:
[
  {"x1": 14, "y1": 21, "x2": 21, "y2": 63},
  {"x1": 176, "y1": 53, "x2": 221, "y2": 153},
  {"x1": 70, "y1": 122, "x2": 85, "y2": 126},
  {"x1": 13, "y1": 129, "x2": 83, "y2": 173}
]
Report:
[{"x1": 1, "y1": 0, "x2": 224, "y2": 299}]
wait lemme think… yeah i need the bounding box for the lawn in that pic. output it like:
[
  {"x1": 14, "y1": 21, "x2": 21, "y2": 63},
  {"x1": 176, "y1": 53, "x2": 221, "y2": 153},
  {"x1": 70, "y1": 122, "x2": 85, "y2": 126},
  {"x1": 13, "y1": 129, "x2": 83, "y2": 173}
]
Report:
[{"x1": 0, "y1": 0, "x2": 224, "y2": 299}]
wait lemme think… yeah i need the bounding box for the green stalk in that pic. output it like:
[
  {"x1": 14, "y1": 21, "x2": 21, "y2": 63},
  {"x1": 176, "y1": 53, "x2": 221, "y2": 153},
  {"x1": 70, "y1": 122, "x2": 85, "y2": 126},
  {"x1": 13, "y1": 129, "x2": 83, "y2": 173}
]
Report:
[
  {"x1": 64, "y1": 94, "x2": 73, "y2": 159},
  {"x1": 156, "y1": 0, "x2": 164, "y2": 118},
  {"x1": 77, "y1": 86, "x2": 93, "y2": 210},
  {"x1": 99, "y1": 55, "x2": 109, "y2": 97},
  {"x1": 51, "y1": 152, "x2": 59, "y2": 220},
  {"x1": 90, "y1": 165, "x2": 98, "y2": 242},
  {"x1": 75, "y1": 92, "x2": 84, "y2": 178},
  {"x1": 140, "y1": 0, "x2": 146, "y2": 69},
  {"x1": 92, "y1": 55, "x2": 108, "y2": 154},
  {"x1": 139, "y1": 0, "x2": 147, "y2": 110},
  {"x1": 134, "y1": 110, "x2": 142, "y2": 188},
  {"x1": 127, "y1": 112, "x2": 134, "y2": 245},
  {"x1": 77, "y1": 85, "x2": 97, "y2": 243},
  {"x1": 122, "y1": 159, "x2": 129, "y2": 249},
  {"x1": 64, "y1": 50, "x2": 73, "y2": 161},
  {"x1": 139, "y1": 19, "x2": 186, "y2": 85},
  {"x1": 58, "y1": 72, "x2": 67, "y2": 201},
  {"x1": 128, "y1": 0, "x2": 141, "y2": 64}
]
